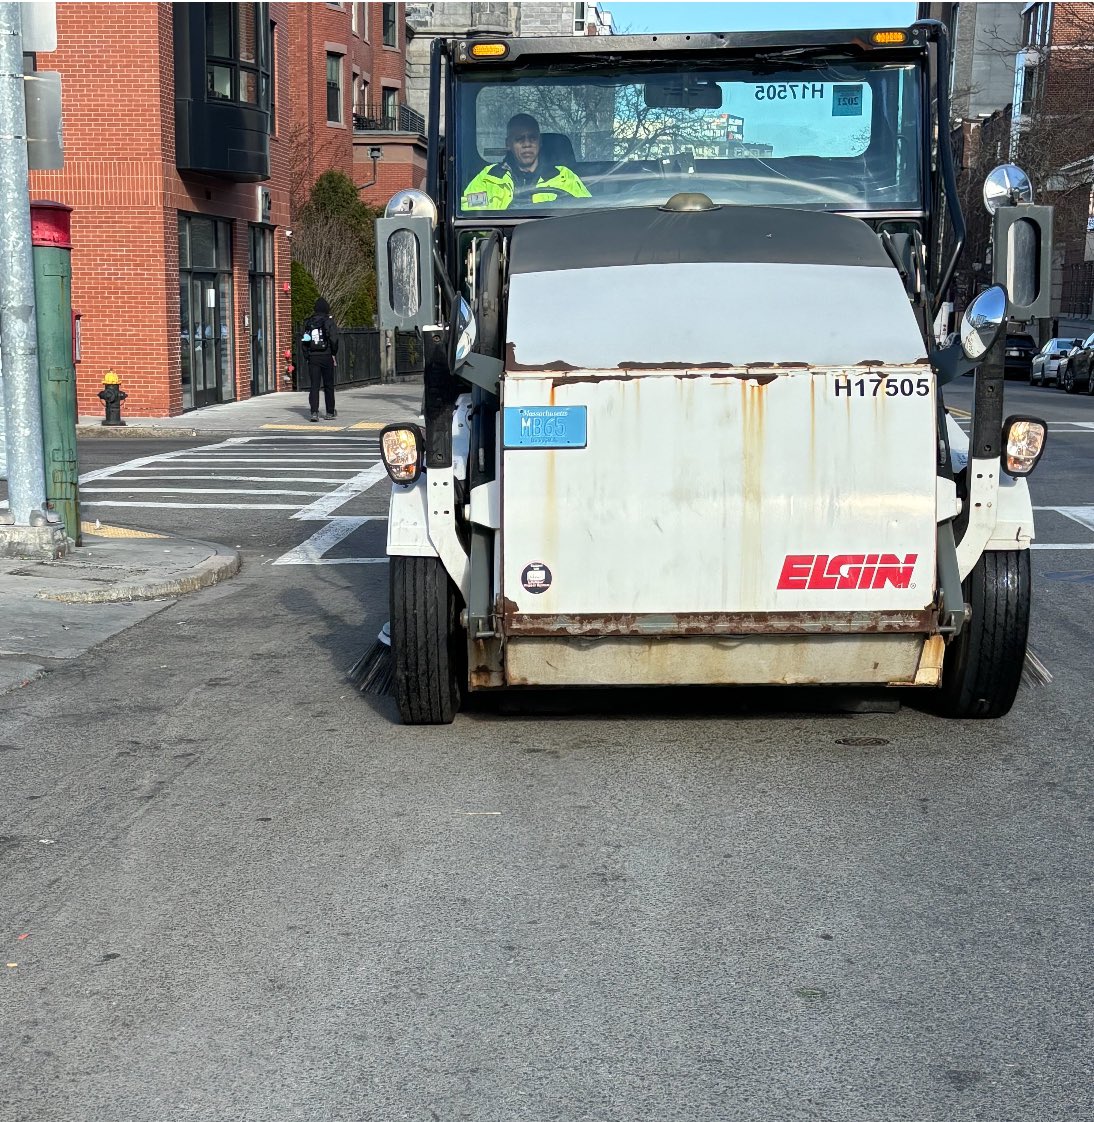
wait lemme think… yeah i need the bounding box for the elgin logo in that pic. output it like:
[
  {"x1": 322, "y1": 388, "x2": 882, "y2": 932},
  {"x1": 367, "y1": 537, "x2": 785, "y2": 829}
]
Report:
[{"x1": 778, "y1": 553, "x2": 918, "y2": 591}]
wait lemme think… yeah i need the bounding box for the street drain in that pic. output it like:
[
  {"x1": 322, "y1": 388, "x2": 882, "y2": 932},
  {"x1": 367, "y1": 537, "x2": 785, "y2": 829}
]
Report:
[{"x1": 834, "y1": 736, "x2": 890, "y2": 746}]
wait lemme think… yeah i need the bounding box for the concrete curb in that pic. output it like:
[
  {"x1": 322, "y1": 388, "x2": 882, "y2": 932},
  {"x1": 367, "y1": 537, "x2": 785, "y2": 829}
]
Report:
[
  {"x1": 35, "y1": 544, "x2": 243, "y2": 604},
  {"x1": 76, "y1": 425, "x2": 203, "y2": 439}
]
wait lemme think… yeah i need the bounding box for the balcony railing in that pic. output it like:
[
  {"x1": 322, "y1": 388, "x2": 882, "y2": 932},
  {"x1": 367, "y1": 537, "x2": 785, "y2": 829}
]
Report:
[{"x1": 353, "y1": 102, "x2": 425, "y2": 135}]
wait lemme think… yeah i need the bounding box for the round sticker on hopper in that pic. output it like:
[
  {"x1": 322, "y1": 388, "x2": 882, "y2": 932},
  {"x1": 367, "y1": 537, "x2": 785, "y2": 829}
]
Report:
[{"x1": 521, "y1": 562, "x2": 552, "y2": 594}]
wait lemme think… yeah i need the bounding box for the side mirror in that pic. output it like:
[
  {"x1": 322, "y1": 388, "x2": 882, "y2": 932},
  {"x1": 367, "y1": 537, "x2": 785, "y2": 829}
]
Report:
[
  {"x1": 375, "y1": 213, "x2": 437, "y2": 331},
  {"x1": 983, "y1": 164, "x2": 1033, "y2": 214},
  {"x1": 454, "y1": 296, "x2": 477, "y2": 364},
  {"x1": 960, "y1": 285, "x2": 1008, "y2": 360}
]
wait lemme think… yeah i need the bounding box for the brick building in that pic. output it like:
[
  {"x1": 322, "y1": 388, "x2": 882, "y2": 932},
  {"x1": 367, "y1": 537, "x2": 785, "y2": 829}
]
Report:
[
  {"x1": 29, "y1": 2, "x2": 295, "y2": 418},
  {"x1": 284, "y1": 2, "x2": 425, "y2": 211}
]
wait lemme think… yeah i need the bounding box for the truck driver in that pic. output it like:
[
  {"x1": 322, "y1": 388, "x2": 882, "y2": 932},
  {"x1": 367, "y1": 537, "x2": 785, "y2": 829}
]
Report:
[{"x1": 461, "y1": 113, "x2": 591, "y2": 210}]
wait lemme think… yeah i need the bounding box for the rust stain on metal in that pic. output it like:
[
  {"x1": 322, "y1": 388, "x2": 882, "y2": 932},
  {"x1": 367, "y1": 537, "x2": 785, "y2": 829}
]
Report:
[
  {"x1": 712, "y1": 372, "x2": 777, "y2": 385},
  {"x1": 502, "y1": 610, "x2": 938, "y2": 638},
  {"x1": 500, "y1": 596, "x2": 520, "y2": 627},
  {"x1": 547, "y1": 372, "x2": 639, "y2": 386}
]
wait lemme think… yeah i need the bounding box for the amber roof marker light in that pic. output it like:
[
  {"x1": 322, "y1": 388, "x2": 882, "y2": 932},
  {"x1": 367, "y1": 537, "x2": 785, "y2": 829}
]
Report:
[
  {"x1": 468, "y1": 41, "x2": 509, "y2": 59},
  {"x1": 871, "y1": 30, "x2": 908, "y2": 45}
]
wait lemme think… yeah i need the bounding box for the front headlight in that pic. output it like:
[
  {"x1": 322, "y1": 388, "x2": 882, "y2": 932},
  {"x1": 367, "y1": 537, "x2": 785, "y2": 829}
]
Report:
[
  {"x1": 1001, "y1": 415, "x2": 1048, "y2": 476},
  {"x1": 380, "y1": 423, "x2": 424, "y2": 485}
]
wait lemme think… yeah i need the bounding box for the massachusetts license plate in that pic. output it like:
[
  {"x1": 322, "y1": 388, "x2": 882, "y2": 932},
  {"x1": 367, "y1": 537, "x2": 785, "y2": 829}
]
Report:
[{"x1": 503, "y1": 406, "x2": 587, "y2": 449}]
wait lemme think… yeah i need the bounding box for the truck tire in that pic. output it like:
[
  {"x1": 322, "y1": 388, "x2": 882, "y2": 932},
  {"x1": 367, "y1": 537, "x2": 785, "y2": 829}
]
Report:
[
  {"x1": 936, "y1": 549, "x2": 1030, "y2": 719},
  {"x1": 390, "y1": 555, "x2": 463, "y2": 725}
]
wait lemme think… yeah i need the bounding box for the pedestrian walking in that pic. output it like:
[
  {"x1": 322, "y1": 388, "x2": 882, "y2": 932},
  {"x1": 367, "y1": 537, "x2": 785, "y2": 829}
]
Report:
[{"x1": 301, "y1": 296, "x2": 340, "y2": 421}]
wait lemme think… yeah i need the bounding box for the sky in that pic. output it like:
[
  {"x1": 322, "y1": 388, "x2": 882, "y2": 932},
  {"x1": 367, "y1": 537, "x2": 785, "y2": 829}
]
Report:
[{"x1": 608, "y1": 2, "x2": 919, "y2": 35}]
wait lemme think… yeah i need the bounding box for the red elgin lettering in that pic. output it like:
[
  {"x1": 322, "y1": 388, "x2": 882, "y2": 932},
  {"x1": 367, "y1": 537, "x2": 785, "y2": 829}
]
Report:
[{"x1": 777, "y1": 553, "x2": 918, "y2": 591}]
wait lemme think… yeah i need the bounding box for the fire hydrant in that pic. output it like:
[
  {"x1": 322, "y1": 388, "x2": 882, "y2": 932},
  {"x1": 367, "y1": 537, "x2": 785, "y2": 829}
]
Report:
[{"x1": 98, "y1": 370, "x2": 127, "y2": 426}]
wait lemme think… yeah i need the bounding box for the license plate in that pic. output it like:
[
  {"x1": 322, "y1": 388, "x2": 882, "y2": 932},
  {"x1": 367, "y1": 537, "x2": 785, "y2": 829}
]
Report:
[
  {"x1": 1007, "y1": 349, "x2": 1021, "y2": 357},
  {"x1": 503, "y1": 406, "x2": 587, "y2": 449}
]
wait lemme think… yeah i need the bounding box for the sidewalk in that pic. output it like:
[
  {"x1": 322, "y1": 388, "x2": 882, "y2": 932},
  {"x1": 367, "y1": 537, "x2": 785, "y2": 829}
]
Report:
[
  {"x1": 77, "y1": 380, "x2": 424, "y2": 437},
  {"x1": 0, "y1": 523, "x2": 240, "y2": 695}
]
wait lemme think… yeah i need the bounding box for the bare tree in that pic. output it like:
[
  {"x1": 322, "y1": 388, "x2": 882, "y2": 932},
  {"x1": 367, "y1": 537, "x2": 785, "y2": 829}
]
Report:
[
  {"x1": 290, "y1": 206, "x2": 371, "y2": 319},
  {"x1": 282, "y1": 119, "x2": 345, "y2": 221}
]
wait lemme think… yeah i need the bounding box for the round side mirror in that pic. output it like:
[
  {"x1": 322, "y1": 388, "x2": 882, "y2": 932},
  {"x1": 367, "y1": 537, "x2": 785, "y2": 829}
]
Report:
[
  {"x1": 983, "y1": 164, "x2": 1033, "y2": 214},
  {"x1": 384, "y1": 188, "x2": 438, "y2": 223},
  {"x1": 960, "y1": 285, "x2": 1008, "y2": 360}
]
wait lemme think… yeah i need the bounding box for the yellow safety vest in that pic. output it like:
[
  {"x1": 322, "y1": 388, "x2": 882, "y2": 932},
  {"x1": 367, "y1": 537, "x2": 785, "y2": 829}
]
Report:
[{"x1": 461, "y1": 162, "x2": 591, "y2": 210}]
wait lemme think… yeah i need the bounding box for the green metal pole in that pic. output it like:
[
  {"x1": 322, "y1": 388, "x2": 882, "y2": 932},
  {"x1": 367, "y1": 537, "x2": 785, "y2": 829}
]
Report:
[{"x1": 31, "y1": 201, "x2": 81, "y2": 545}]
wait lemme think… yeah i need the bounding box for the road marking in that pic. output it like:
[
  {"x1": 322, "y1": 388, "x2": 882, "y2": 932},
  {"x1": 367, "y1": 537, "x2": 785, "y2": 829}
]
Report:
[
  {"x1": 108, "y1": 465, "x2": 361, "y2": 474},
  {"x1": 350, "y1": 421, "x2": 387, "y2": 430},
  {"x1": 81, "y1": 486, "x2": 329, "y2": 496},
  {"x1": 291, "y1": 463, "x2": 389, "y2": 521},
  {"x1": 79, "y1": 446, "x2": 197, "y2": 484},
  {"x1": 1035, "y1": 505, "x2": 1094, "y2": 531},
  {"x1": 103, "y1": 474, "x2": 362, "y2": 485},
  {"x1": 167, "y1": 456, "x2": 379, "y2": 464},
  {"x1": 1032, "y1": 543, "x2": 1094, "y2": 550},
  {"x1": 947, "y1": 407, "x2": 972, "y2": 419},
  {"x1": 261, "y1": 423, "x2": 346, "y2": 431},
  {"x1": 273, "y1": 517, "x2": 389, "y2": 565},
  {"x1": 81, "y1": 500, "x2": 300, "y2": 510}
]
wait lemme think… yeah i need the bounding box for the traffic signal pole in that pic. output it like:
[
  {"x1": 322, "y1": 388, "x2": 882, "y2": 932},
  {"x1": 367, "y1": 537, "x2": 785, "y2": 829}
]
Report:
[{"x1": 0, "y1": 1, "x2": 65, "y2": 557}]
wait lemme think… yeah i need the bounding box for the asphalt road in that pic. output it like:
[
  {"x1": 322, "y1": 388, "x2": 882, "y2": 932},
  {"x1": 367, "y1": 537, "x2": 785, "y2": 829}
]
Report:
[{"x1": 3, "y1": 387, "x2": 1092, "y2": 1122}]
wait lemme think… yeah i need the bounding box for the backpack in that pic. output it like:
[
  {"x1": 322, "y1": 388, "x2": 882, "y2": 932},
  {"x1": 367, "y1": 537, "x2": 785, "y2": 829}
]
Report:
[{"x1": 302, "y1": 315, "x2": 329, "y2": 355}]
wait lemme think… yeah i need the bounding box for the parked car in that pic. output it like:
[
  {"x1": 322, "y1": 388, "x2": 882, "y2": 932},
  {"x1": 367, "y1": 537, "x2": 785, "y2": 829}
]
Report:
[
  {"x1": 1060, "y1": 332, "x2": 1094, "y2": 393},
  {"x1": 1031, "y1": 337, "x2": 1083, "y2": 386},
  {"x1": 1003, "y1": 332, "x2": 1036, "y2": 379}
]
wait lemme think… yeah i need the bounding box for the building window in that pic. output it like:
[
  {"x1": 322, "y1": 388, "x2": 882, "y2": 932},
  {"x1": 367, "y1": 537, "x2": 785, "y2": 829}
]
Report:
[
  {"x1": 350, "y1": 0, "x2": 358, "y2": 35},
  {"x1": 269, "y1": 19, "x2": 277, "y2": 132},
  {"x1": 326, "y1": 52, "x2": 343, "y2": 123},
  {"x1": 382, "y1": 2, "x2": 397, "y2": 47},
  {"x1": 205, "y1": 2, "x2": 271, "y2": 108},
  {"x1": 249, "y1": 225, "x2": 276, "y2": 397},
  {"x1": 382, "y1": 86, "x2": 398, "y2": 129},
  {"x1": 573, "y1": 1, "x2": 586, "y2": 33},
  {"x1": 179, "y1": 214, "x2": 235, "y2": 410}
]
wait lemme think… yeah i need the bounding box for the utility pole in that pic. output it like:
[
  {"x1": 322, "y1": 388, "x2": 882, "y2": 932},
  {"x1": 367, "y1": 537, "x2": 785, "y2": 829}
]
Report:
[{"x1": 0, "y1": 1, "x2": 64, "y2": 557}]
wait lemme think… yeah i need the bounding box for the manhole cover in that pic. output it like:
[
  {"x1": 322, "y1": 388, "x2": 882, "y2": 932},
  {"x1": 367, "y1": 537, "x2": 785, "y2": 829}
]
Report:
[{"x1": 834, "y1": 736, "x2": 890, "y2": 746}]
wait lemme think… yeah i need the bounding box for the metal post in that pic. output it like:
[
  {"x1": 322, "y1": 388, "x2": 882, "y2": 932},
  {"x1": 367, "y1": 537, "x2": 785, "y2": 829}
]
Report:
[
  {"x1": 0, "y1": 3, "x2": 48, "y2": 528},
  {"x1": 33, "y1": 201, "x2": 81, "y2": 543}
]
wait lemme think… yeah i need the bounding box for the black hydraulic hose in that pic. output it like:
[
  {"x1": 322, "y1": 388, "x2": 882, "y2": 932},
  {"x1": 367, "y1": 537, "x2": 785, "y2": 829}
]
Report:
[{"x1": 914, "y1": 19, "x2": 965, "y2": 318}]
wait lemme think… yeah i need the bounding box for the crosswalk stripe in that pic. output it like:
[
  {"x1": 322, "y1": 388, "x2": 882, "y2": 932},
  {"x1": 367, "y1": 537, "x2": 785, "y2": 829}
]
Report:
[
  {"x1": 95, "y1": 477, "x2": 356, "y2": 486},
  {"x1": 292, "y1": 463, "x2": 390, "y2": 521},
  {"x1": 81, "y1": 500, "x2": 301, "y2": 510},
  {"x1": 273, "y1": 516, "x2": 388, "y2": 565},
  {"x1": 81, "y1": 486, "x2": 329, "y2": 496}
]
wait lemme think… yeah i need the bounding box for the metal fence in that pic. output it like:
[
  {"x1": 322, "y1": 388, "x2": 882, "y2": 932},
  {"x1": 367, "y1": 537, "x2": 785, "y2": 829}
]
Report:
[
  {"x1": 1061, "y1": 261, "x2": 1094, "y2": 318},
  {"x1": 294, "y1": 328, "x2": 424, "y2": 389},
  {"x1": 352, "y1": 102, "x2": 426, "y2": 135},
  {"x1": 336, "y1": 328, "x2": 381, "y2": 385}
]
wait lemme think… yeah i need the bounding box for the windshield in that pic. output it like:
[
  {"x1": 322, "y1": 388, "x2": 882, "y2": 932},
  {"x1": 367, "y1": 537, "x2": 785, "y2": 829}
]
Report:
[{"x1": 455, "y1": 60, "x2": 922, "y2": 217}]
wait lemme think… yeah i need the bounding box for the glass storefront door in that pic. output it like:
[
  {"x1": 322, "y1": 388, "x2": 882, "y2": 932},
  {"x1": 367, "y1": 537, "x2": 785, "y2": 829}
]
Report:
[{"x1": 179, "y1": 214, "x2": 235, "y2": 409}]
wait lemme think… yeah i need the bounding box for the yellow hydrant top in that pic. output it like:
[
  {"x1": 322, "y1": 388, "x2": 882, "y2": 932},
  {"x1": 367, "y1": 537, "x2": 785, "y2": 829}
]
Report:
[{"x1": 103, "y1": 370, "x2": 120, "y2": 385}]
